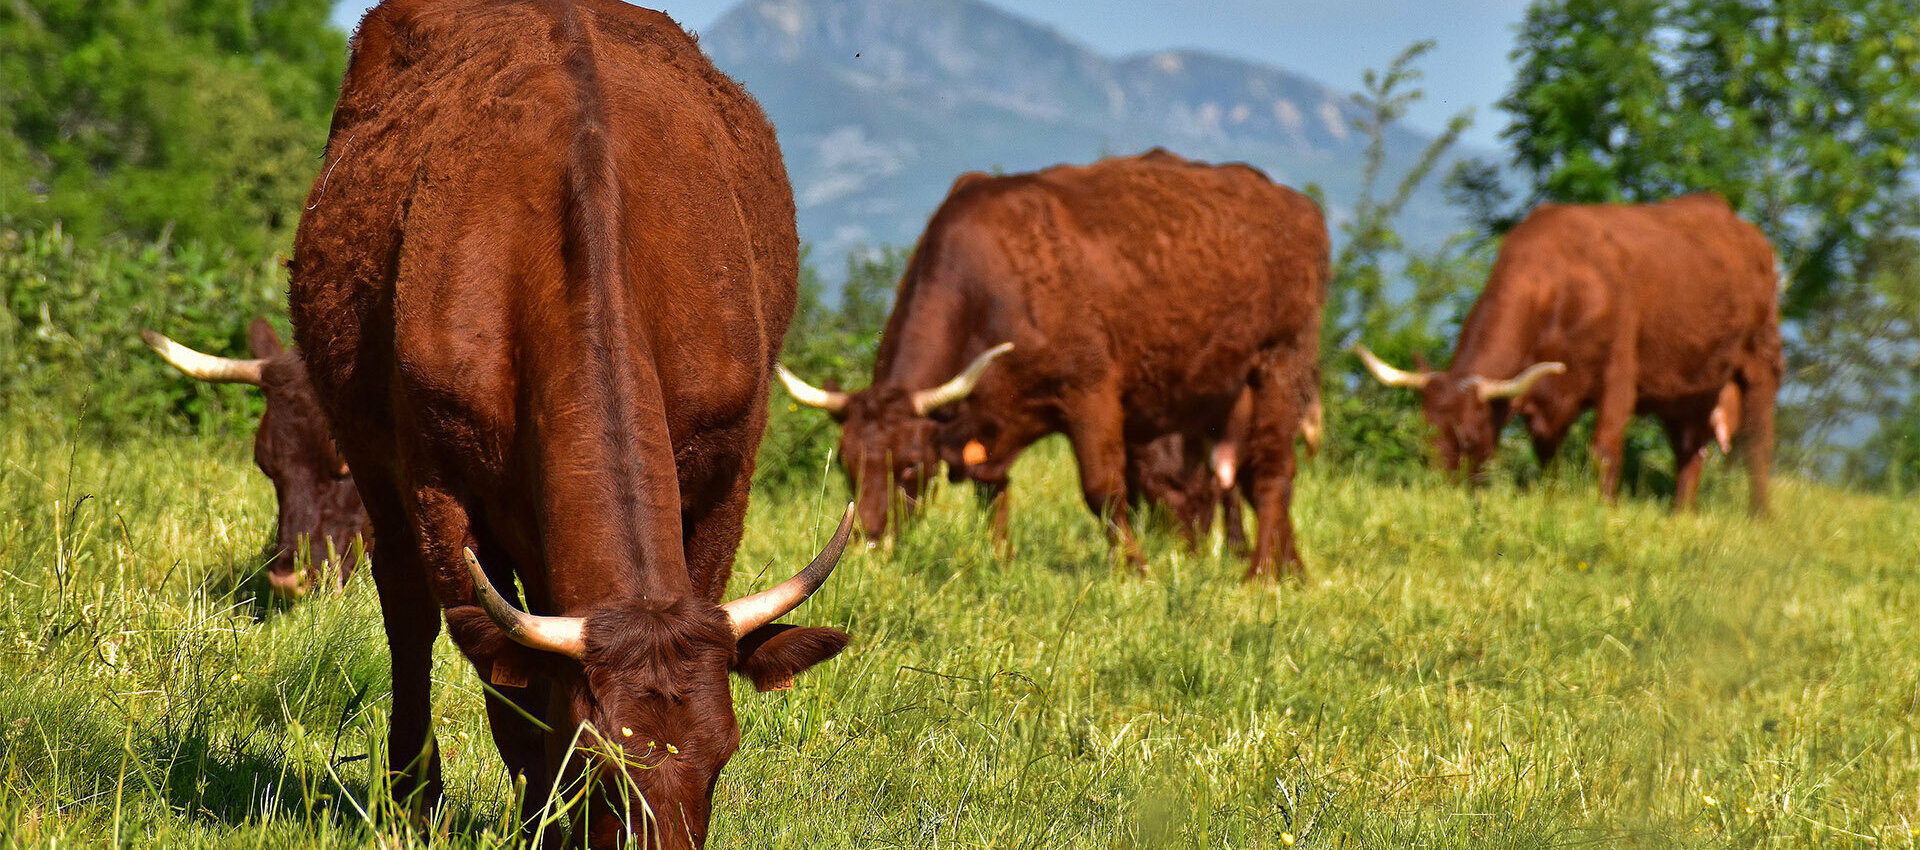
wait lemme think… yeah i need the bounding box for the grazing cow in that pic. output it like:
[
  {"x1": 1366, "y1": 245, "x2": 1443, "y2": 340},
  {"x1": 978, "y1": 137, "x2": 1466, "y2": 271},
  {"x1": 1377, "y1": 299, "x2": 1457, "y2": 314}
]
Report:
[
  {"x1": 1357, "y1": 193, "x2": 1781, "y2": 513},
  {"x1": 285, "y1": 1, "x2": 852, "y2": 846},
  {"x1": 1127, "y1": 390, "x2": 1319, "y2": 550},
  {"x1": 141, "y1": 319, "x2": 367, "y2": 596},
  {"x1": 780, "y1": 150, "x2": 1328, "y2": 577}
]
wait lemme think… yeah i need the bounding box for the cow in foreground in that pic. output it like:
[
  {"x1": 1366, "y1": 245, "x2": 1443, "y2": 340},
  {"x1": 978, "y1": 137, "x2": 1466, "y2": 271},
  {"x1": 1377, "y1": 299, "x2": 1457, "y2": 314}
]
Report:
[
  {"x1": 1357, "y1": 193, "x2": 1781, "y2": 513},
  {"x1": 781, "y1": 150, "x2": 1328, "y2": 577},
  {"x1": 141, "y1": 319, "x2": 367, "y2": 596},
  {"x1": 287, "y1": 1, "x2": 851, "y2": 846}
]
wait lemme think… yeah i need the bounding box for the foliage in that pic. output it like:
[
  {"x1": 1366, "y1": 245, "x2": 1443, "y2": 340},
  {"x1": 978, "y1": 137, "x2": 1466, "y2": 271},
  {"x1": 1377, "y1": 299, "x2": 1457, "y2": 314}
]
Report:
[
  {"x1": 0, "y1": 0, "x2": 345, "y2": 257},
  {"x1": 1316, "y1": 42, "x2": 1484, "y2": 478},
  {"x1": 1476, "y1": 0, "x2": 1920, "y2": 316},
  {"x1": 0, "y1": 226, "x2": 288, "y2": 440},
  {"x1": 755, "y1": 245, "x2": 908, "y2": 490},
  {"x1": 1325, "y1": 40, "x2": 1474, "y2": 354},
  {"x1": 5, "y1": 409, "x2": 1919, "y2": 847},
  {"x1": 1798, "y1": 231, "x2": 1920, "y2": 487}
]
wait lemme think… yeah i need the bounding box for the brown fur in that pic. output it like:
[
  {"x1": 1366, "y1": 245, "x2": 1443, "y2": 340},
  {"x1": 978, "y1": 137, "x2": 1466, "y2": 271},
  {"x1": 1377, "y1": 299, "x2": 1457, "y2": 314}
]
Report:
[
  {"x1": 1408, "y1": 194, "x2": 1781, "y2": 513},
  {"x1": 811, "y1": 149, "x2": 1328, "y2": 578},
  {"x1": 287, "y1": 2, "x2": 842, "y2": 846}
]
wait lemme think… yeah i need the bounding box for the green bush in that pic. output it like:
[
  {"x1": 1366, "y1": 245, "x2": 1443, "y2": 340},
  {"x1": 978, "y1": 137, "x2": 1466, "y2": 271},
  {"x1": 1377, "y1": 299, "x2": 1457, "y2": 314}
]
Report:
[{"x1": 0, "y1": 226, "x2": 287, "y2": 439}]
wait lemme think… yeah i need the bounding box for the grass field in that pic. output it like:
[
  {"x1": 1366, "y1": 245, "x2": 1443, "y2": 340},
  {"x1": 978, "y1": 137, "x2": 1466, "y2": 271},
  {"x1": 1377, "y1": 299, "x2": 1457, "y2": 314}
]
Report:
[{"x1": 1, "y1": 411, "x2": 1916, "y2": 848}]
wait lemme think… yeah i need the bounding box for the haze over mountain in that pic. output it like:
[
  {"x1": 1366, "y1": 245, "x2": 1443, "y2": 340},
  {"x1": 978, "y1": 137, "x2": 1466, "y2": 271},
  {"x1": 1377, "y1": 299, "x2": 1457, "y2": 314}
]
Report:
[{"x1": 696, "y1": 0, "x2": 1484, "y2": 269}]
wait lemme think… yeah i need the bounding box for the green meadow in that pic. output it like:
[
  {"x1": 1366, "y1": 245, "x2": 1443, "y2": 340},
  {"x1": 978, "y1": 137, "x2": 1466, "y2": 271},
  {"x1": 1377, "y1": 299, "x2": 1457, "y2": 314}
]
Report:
[{"x1": 2, "y1": 409, "x2": 1915, "y2": 848}]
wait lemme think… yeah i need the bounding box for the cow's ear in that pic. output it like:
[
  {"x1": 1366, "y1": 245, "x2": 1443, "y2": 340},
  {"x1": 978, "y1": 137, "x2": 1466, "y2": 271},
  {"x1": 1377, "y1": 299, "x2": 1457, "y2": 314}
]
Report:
[
  {"x1": 249, "y1": 317, "x2": 285, "y2": 358},
  {"x1": 1412, "y1": 352, "x2": 1431, "y2": 372},
  {"x1": 733, "y1": 624, "x2": 849, "y2": 692}
]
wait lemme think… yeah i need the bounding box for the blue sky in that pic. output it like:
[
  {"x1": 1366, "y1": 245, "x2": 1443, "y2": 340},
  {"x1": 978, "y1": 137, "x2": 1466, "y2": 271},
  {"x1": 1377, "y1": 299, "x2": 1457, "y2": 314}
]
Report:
[{"x1": 329, "y1": 0, "x2": 1531, "y2": 150}]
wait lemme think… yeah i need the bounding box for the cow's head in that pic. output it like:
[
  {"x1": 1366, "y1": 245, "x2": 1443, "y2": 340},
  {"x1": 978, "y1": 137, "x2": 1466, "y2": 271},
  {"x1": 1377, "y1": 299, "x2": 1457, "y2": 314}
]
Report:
[
  {"x1": 460, "y1": 506, "x2": 857, "y2": 848},
  {"x1": 143, "y1": 319, "x2": 366, "y2": 597},
  {"x1": 777, "y1": 343, "x2": 1014, "y2": 537},
  {"x1": 1354, "y1": 344, "x2": 1564, "y2": 477}
]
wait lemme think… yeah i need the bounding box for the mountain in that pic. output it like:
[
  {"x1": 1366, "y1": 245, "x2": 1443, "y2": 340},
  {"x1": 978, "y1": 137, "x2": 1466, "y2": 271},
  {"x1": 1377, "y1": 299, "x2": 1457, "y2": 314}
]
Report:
[{"x1": 695, "y1": 0, "x2": 1481, "y2": 274}]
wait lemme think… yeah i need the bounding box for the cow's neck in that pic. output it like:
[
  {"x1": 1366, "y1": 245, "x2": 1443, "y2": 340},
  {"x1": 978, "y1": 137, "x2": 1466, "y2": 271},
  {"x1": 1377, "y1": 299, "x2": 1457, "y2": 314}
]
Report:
[
  {"x1": 1448, "y1": 278, "x2": 1543, "y2": 381},
  {"x1": 873, "y1": 281, "x2": 976, "y2": 393},
  {"x1": 514, "y1": 270, "x2": 691, "y2": 611}
]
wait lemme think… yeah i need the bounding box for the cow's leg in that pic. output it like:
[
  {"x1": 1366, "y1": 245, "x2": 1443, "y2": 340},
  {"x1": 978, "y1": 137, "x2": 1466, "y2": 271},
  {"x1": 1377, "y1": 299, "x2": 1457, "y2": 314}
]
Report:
[
  {"x1": 459, "y1": 531, "x2": 559, "y2": 834},
  {"x1": 1064, "y1": 393, "x2": 1145, "y2": 570},
  {"x1": 1591, "y1": 353, "x2": 1638, "y2": 504},
  {"x1": 1741, "y1": 367, "x2": 1778, "y2": 517},
  {"x1": 1528, "y1": 419, "x2": 1566, "y2": 469},
  {"x1": 1664, "y1": 416, "x2": 1710, "y2": 512},
  {"x1": 1243, "y1": 359, "x2": 1309, "y2": 580},
  {"x1": 1221, "y1": 490, "x2": 1248, "y2": 553},
  {"x1": 355, "y1": 477, "x2": 445, "y2": 814},
  {"x1": 972, "y1": 478, "x2": 1013, "y2": 554}
]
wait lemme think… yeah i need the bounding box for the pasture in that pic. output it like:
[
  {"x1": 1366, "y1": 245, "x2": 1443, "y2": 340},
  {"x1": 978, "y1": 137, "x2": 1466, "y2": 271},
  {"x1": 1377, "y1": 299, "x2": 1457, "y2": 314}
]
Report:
[{"x1": 1, "y1": 410, "x2": 1915, "y2": 848}]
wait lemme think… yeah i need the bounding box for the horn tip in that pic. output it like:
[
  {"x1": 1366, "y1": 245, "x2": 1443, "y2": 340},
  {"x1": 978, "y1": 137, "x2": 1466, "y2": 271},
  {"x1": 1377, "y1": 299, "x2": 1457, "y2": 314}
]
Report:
[{"x1": 140, "y1": 329, "x2": 167, "y2": 351}]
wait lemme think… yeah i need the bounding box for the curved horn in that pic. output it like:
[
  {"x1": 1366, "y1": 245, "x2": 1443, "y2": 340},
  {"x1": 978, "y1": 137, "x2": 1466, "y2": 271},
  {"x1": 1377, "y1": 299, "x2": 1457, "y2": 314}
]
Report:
[
  {"x1": 463, "y1": 548, "x2": 586, "y2": 658},
  {"x1": 1473, "y1": 361, "x2": 1567, "y2": 401},
  {"x1": 775, "y1": 364, "x2": 850, "y2": 413},
  {"x1": 1353, "y1": 343, "x2": 1433, "y2": 390},
  {"x1": 722, "y1": 503, "x2": 857, "y2": 638},
  {"x1": 911, "y1": 342, "x2": 1014, "y2": 415},
  {"x1": 141, "y1": 329, "x2": 268, "y2": 385}
]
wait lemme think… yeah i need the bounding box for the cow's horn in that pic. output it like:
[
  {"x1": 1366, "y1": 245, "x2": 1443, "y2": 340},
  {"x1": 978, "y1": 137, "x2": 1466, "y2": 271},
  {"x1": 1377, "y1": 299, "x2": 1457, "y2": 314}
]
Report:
[
  {"x1": 775, "y1": 364, "x2": 850, "y2": 413},
  {"x1": 722, "y1": 503, "x2": 856, "y2": 638},
  {"x1": 1353, "y1": 343, "x2": 1433, "y2": 390},
  {"x1": 911, "y1": 342, "x2": 1014, "y2": 415},
  {"x1": 141, "y1": 329, "x2": 268, "y2": 386},
  {"x1": 1473, "y1": 362, "x2": 1567, "y2": 401},
  {"x1": 463, "y1": 548, "x2": 586, "y2": 659}
]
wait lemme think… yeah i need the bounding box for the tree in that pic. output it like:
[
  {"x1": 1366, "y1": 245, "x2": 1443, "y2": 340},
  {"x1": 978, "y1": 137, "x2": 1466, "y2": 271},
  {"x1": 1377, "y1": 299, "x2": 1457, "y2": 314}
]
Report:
[
  {"x1": 0, "y1": 0, "x2": 346, "y2": 255},
  {"x1": 1323, "y1": 40, "x2": 1473, "y2": 354},
  {"x1": 1482, "y1": 0, "x2": 1920, "y2": 315}
]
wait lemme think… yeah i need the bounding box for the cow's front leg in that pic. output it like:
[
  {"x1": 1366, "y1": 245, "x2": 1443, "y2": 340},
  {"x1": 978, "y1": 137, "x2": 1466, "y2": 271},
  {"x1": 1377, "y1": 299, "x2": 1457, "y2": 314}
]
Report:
[{"x1": 1064, "y1": 394, "x2": 1145, "y2": 571}]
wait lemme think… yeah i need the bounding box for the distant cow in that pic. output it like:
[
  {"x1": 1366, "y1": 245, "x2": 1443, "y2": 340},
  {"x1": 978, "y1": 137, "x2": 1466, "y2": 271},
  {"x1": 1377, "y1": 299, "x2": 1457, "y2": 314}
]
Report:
[
  {"x1": 141, "y1": 319, "x2": 367, "y2": 596},
  {"x1": 781, "y1": 150, "x2": 1328, "y2": 577},
  {"x1": 1358, "y1": 193, "x2": 1781, "y2": 513},
  {"x1": 286, "y1": 1, "x2": 852, "y2": 846},
  {"x1": 1128, "y1": 391, "x2": 1320, "y2": 550}
]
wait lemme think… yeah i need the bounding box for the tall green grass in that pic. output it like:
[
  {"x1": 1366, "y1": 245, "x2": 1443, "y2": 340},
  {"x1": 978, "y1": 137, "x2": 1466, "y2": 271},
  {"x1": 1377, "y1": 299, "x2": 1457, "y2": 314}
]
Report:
[{"x1": 2, "y1": 410, "x2": 1916, "y2": 848}]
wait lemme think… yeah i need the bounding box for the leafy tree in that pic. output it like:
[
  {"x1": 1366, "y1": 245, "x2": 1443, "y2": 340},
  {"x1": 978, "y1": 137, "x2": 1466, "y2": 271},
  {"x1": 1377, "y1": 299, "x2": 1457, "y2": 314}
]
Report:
[
  {"x1": 1480, "y1": 0, "x2": 1920, "y2": 315},
  {"x1": 1316, "y1": 41, "x2": 1488, "y2": 477},
  {"x1": 0, "y1": 0, "x2": 345, "y2": 256},
  {"x1": 1324, "y1": 39, "x2": 1473, "y2": 354}
]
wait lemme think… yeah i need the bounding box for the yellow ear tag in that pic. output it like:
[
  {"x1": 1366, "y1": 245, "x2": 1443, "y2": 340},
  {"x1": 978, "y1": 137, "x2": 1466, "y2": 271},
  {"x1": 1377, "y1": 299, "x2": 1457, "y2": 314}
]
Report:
[
  {"x1": 490, "y1": 660, "x2": 529, "y2": 688},
  {"x1": 962, "y1": 440, "x2": 988, "y2": 466}
]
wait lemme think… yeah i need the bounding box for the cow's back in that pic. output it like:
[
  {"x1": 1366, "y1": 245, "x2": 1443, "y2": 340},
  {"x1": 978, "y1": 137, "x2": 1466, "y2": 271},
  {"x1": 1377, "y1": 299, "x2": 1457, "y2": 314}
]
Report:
[
  {"x1": 290, "y1": 0, "x2": 796, "y2": 596},
  {"x1": 902, "y1": 152, "x2": 1327, "y2": 433},
  {"x1": 1473, "y1": 194, "x2": 1777, "y2": 401}
]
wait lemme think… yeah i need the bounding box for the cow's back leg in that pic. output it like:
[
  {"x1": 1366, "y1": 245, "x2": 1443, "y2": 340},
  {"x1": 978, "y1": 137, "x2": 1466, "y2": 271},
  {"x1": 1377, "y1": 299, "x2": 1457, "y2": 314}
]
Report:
[
  {"x1": 1063, "y1": 387, "x2": 1146, "y2": 570},
  {"x1": 1242, "y1": 354, "x2": 1309, "y2": 580},
  {"x1": 354, "y1": 473, "x2": 445, "y2": 814},
  {"x1": 1741, "y1": 365, "x2": 1779, "y2": 516},
  {"x1": 1663, "y1": 415, "x2": 1711, "y2": 512}
]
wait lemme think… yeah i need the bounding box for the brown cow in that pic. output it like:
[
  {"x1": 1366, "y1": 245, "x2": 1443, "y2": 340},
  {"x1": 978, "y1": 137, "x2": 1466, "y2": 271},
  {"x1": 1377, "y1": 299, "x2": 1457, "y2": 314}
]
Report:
[
  {"x1": 1127, "y1": 391, "x2": 1319, "y2": 550},
  {"x1": 141, "y1": 319, "x2": 367, "y2": 597},
  {"x1": 1357, "y1": 193, "x2": 1781, "y2": 513},
  {"x1": 285, "y1": 2, "x2": 851, "y2": 846},
  {"x1": 780, "y1": 150, "x2": 1328, "y2": 577}
]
